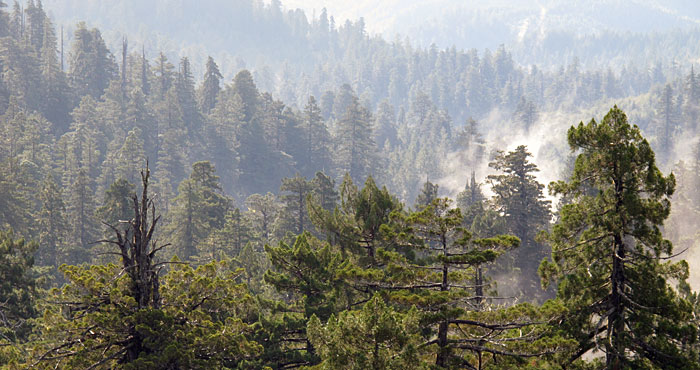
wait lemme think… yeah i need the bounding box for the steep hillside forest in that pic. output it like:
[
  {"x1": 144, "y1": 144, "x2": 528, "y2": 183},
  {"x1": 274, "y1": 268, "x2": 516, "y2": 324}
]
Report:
[{"x1": 3, "y1": 1, "x2": 700, "y2": 369}]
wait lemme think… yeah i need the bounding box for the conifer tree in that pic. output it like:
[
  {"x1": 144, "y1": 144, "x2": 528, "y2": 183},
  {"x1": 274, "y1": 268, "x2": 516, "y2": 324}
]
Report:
[
  {"x1": 167, "y1": 161, "x2": 229, "y2": 260},
  {"x1": 39, "y1": 16, "x2": 71, "y2": 132},
  {"x1": 301, "y1": 95, "x2": 332, "y2": 177},
  {"x1": 34, "y1": 167, "x2": 259, "y2": 368},
  {"x1": 310, "y1": 171, "x2": 338, "y2": 212},
  {"x1": 414, "y1": 179, "x2": 438, "y2": 209},
  {"x1": 541, "y1": 107, "x2": 699, "y2": 369},
  {"x1": 0, "y1": 230, "x2": 37, "y2": 347},
  {"x1": 67, "y1": 22, "x2": 117, "y2": 99},
  {"x1": 96, "y1": 178, "x2": 134, "y2": 236},
  {"x1": 175, "y1": 56, "x2": 200, "y2": 130},
  {"x1": 245, "y1": 192, "x2": 279, "y2": 247},
  {"x1": 276, "y1": 174, "x2": 313, "y2": 236},
  {"x1": 232, "y1": 69, "x2": 259, "y2": 122},
  {"x1": 310, "y1": 175, "x2": 398, "y2": 261},
  {"x1": 65, "y1": 168, "x2": 99, "y2": 264},
  {"x1": 37, "y1": 173, "x2": 67, "y2": 268},
  {"x1": 261, "y1": 233, "x2": 344, "y2": 368},
  {"x1": 307, "y1": 295, "x2": 427, "y2": 370},
  {"x1": 655, "y1": 83, "x2": 678, "y2": 163},
  {"x1": 197, "y1": 56, "x2": 222, "y2": 114},
  {"x1": 335, "y1": 97, "x2": 377, "y2": 184},
  {"x1": 456, "y1": 171, "x2": 484, "y2": 218},
  {"x1": 153, "y1": 52, "x2": 174, "y2": 100},
  {"x1": 206, "y1": 84, "x2": 244, "y2": 195},
  {"x1": 487, "y1": 145, "x2": 551, "y2": 299}
]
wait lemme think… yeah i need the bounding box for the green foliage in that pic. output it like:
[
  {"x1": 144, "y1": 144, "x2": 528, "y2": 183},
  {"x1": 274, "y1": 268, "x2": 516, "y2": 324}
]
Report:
[
  {"x1": 0, "y1": 4, "x2": 699, "y2": 369},
  {"x1": 414, "y1": 179, "x2": 439, "y2": 209},
  {"x1": 335, "y1": 94, "x2": 378, "y2": 184},
  {"x1": 542, "y1": 106, "x2": 699, "y2": 369},
  {"x1": 0, "y1": 230, "x2": 37, "y2": 356},
  {"x1": 167, "y1": 161, "x2": 230, "y2": 260},
  {"x1": 307, "y1": 295, "x2": 428, "y2": 370},
  {"x1": 32, "y1": 261, "x2": 260, "y2": 369},
  {"x1": 32, "y1": 169, "x2": 259, "y2": 369},
  {"x1": 487, "y1": 145, "x2": 552, "y2": 300},
  {"x1": 68, "y1": 22, "x2": 117, "y2": 99},
  {"x1": 275, "y1": 174, "x2": 313, "y2": 237},
  {"x1": 260, "y1": 233, "x2": 345, "y2": 368}
]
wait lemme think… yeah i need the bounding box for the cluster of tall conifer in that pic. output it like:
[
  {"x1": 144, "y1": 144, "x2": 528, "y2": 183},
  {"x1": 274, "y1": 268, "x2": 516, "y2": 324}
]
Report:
[{"x1": 1, "y1": 1, "x2": 700, "y2": 369}]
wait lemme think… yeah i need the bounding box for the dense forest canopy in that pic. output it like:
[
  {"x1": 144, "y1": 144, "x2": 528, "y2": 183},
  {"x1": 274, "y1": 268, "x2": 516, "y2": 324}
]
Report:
[{"x1": 2, "y1": 0, "x2": 700, "y2": 368}]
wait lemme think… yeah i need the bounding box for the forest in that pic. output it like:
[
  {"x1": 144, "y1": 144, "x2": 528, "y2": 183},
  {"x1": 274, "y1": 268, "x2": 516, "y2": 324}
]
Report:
[{"x1": 2, "y1": 0, "x2": 700, "y2": 369}]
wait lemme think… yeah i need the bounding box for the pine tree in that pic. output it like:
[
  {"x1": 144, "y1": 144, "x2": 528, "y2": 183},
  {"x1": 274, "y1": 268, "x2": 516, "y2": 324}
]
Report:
[
  {"x1": 513, "y1": 96, "x2": 538, "y2": 130},
  {"x1": 0, "y1": 166, "x2": 32, "y2": 238},
  {"x1": 232, "y1": 69, "x2": 259, "y2": 122},
  {"x1": 206, "y1": 84, "x2": 244, "y2": 195},
  {"x1": 310, "y1": 175, "x2": 398, "y2": 261},
  {"x1": 414, "y1": 179, "x2": 438, "y2": 209},
  {"x1": 96, "y1": 178, "x2": 134, "y2": 236},
  {"x1": 487, "y1": 145, "x2": 551, "y2": 299},
  {"x1": 262, "y1": 233, "x2": 345, "y2": 368},
  {"x1": 300, "y1": 95, "x2": 332, "y2": 177},
  {"x1": 65, "y1": 169, "x2": 99, "y2": 264},
  {"x1": 342, "y1": 197, "x2": 564, "y2": 368},
  {"x1": 68, "y1": 22, "x2": 117, "y2": 99},
  {"x1": 307, "y1": 295, "x2": 427, "y2": 370},
  {"x1": 335, "y1": 97, "x2": 376, "y2": 184},
  {"x1": 655, "y1": 83, "x2": 678, "y2": 163},
  {"x1": 37, "y1": 173, "x2": 67, "y2": 269},
  {"x1": 541, "y1": 106, "x2": 699, "y2": 369},
  {"x1": 374, "y1": 99, "x2": 398, "y2": 150},
  {"x1": 0, "y1": 229, "x2": 38, "y2": 345},
  {"x1": 33, "y1": 168, "x2": 259, "y2": 368},
  {"x1": 197, "y1": 56, "x2": 222, "y2": 114},
  {"x1": 112, "y1": 128, "x2": 146, "y2": 186},
  {"x1": 153, "y1": 52, "x2": 174, "y2": 100},
  {"x1": 39, "y1": 16, "x2": 71, "y2": 132},
  {"x1": 24, "y1": 0, "x2": 46, "y2": 52},
  {"x1": 201, "y1": 207, "x2": 254, "y2": 259},
  {"x1": 153, "y1": 86, "x2": 187, "y2": 194},
  {"x1": 167, "y1": 161, "x2": 230, "y2": 260},
  {"x1": 245, "y1": 192, "x2": 279, "y2": 247},
  {"x1": 276, "y1": 174, "x2": 313, "y2": 236},
  {"x1": 175, "y1": 56, "x2": 200, "y2": 130},
  {"x1": 124, "y1": 87, "x2": 157, "y2": 160},
  {"x1": 310, "y1": 171, "x2": 338, "y2": 212}
]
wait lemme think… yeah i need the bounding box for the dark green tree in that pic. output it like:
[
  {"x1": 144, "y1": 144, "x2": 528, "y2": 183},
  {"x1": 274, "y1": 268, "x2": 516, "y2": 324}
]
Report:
[
  {"x1": 245, "y1": 192, "x2": 279, "y2": 247},
  {"x1": 0, "y1": 230, "x2": 37, "y2": 349},
  {"x1": 33, "y1": 168, "x2": 259, "y2": 368},
  {"x1": 300, "y1": 95, "x2": 332, "y2": 177},
  {"x1": 197, "y1": 56, "x2": 222, "y2": 114},
  {"x1": 540, "y1": 107, "x2": 699, "y2": 369},
  {"x1": 276, "y1": 174, "x2": 313, "y2": 236},
  {"x1": 487, "y1": 145, "x2": 551, "y2": 299},
  {"x1": 232, "y1": 69, "x2": 259, "y2": 122},
  {"x1": 307, "y1": 295, "x2": 427, "y2": 370},
  {"x1": 37, "y1": 174, "x2": 68, "y2": 269},
  {"x1": 65, "y1": 169, "x2": 99, "y2": 264},
  {"x1": 67, "y1": 22, "x2": 117, "y2": 99},
  {"x1": 96, "y1": 178, "x2": 135, "y2": 236},
  {"x1": 261, "y1": 233, "x2": 345, "y2": 368},
  {"x1": 414, "y1": 179, "x2": 439, "y2": 209},
  {"x1": 335, "y1": 97, "x2": 377, "y2": 184},
  {"x1": 654, "y1": 83, "x2": 678, "y2": 163},
  {"x1": 167, "y1": 161, "x2": 230, "y2": 260}
]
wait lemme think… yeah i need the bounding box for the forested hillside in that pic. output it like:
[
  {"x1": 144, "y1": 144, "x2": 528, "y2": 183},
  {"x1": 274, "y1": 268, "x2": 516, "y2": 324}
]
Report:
[{"x1": 2, "y1": 1, "x2": 700, "y2": 368}]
